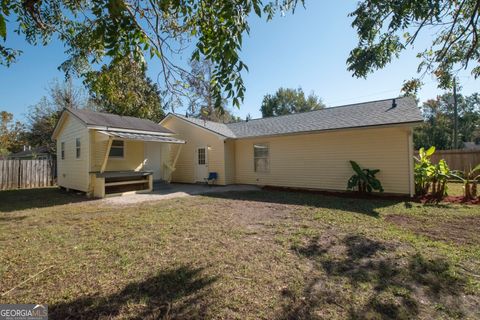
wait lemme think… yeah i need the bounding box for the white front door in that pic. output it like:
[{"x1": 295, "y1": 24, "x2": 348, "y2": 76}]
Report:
[
  {"x1": 195, "y1": 147, "x2": 208, "y2": 182},
  {"x1": 144, "y1": 142, "x2": 162, "y2": 181}
]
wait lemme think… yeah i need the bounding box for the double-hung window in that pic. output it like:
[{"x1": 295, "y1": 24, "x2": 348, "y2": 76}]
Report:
[
  {"x1": 76, "y1": 138, "x2": 81, "y2": 159},
  {"x1": 254, "y1": 144, "x2": 269, "y2": 172},
  {"x1": 61, "y1": 142, "x2": 65, "y2": 160}
]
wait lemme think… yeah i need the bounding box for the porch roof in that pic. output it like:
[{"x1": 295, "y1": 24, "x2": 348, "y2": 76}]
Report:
[{"x1": 98, "y1": 130, "x2": 186, "y2": 144}]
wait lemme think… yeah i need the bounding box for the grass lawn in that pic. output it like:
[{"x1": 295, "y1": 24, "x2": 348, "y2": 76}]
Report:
[{"x1": 1, "y1": 187, "x2": 479, "y2": 319}]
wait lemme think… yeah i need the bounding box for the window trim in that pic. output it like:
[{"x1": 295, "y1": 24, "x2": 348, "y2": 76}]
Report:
[
  {"x1": 75, "y1": 138, "x2": 81, "y2": 160},
  {"x1": 253, "y1": 143, "x2": 270, "y2": 173},
  {"x1": 109, "y1": 140, "x2": 125, "y2": 160},
  {"x1": 61, "y1": 141, "x2": 65, "y2": 160}
]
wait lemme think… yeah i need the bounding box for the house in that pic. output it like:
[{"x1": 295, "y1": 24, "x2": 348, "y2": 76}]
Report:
[
  {"x1": 160, "y1": 97, "x2": 423, "y2": 196},
  {"x1": 52, "y1": 108, "x2": 185, "y2": 198},
  {"x1": 9, "y1": 146, "x2": 52, "y2": 160},
  {"x1": 53, "y1": 97, "x2": 422, "y2": 198}
]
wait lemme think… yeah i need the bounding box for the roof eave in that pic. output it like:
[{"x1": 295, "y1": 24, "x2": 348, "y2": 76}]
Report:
[
  {"x1": 231, "y1": 120, "x2": 424, "y2": 140},
  {"x1": 88, "y1": 126, "x2": 175, "y2": 136}
]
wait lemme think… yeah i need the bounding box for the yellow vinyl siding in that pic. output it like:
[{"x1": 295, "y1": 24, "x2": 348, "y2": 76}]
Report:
[
  {"x1": 90, "y1": 131, "x2": 145, "y2": 172},
  {"x1": 56, "y1": 114, "x2": 90, "y2": 192},
  {"x1": 234, "y1": 126, "x2": 411, "y2": 194},
  {"x1": 162, "y1": 117, "x2": 226, "y2": 184}
]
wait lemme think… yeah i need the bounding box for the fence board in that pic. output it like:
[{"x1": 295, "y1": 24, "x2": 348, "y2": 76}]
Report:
[
  {"x1": 0, "y1": 159, "x2": 56, "y2": 190},
  {"x1": 415, "y1": 149, "x2": 480, "y2": 171}
]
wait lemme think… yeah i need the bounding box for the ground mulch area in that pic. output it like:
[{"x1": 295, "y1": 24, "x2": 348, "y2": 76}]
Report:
[{"x1": 385, "y1": 214, "x2": 480, "y2": 246}]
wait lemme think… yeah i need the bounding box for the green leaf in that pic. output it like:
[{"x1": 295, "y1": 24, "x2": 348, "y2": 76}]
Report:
[
  {"x1": 425, "y1": 146, "x2": 435, "y2": 156},
  {"x1": 0, "y1": 14, "x2": 6, "y2": 40}
]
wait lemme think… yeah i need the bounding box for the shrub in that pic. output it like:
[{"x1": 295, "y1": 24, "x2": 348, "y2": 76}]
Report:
[
  {"x1": 347, "y1": 161, "x2": 384, "y2": 193},
  {"x1": 451, "y1": 164, "x2": 480, "y2": 200},
  {"x1": 414, "y1": 146, "x2": 450, "y2": 198}
]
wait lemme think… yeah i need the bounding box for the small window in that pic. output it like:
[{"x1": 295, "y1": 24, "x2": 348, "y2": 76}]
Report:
[
  {"x1": 198, "y1": 148, "x2": 206, "y2": 165},
  {"x1": 76, "y1": 138, "x2": 81, "y2": 159},
  {"x1": 109, "y1": 140, "x2": 124, "y2": 158},
  {"x1": 61, "y1": 142, "x2": 65, "y2": 160},
  {"x1": 254, "y1": 144, "x2": 269, "y2": 172}
]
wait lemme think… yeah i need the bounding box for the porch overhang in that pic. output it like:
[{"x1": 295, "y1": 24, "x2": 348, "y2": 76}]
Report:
[{"x1": 97, "y1": 130, "x2": 186, "y2": 144}]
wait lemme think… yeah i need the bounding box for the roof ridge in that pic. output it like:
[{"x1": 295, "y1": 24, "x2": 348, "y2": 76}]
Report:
[{"x1": 227, "y1": 96, "x2": 408, "y2": 125}]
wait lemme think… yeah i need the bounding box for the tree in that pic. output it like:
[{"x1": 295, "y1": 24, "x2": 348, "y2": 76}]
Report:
[
  {"x1": 260, "y1": 87, "x2": 325, "y2": 117},
  {"x1": 84, "y1": 57, "x2": 165, "y2": 122},
  {"x1": 348, "y1": 0, "x2": 480, "y2": 94},
  {"x1": 0, "y1": 0, "x2": 302, "y2": 110},
  {"x1": 185, "y1": 59, "x2": 240, "y2": 123},
  {"x1": 414, "y1": 93, "x2": 480, "y2": 149},
  {"x1": 0, "y1": 111, "x2": 25, "y2": 156},
  {"x1": 25, "y1": 79, "x2": 91, "y2": 153}
]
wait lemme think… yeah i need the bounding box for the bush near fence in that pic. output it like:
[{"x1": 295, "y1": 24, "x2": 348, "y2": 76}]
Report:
[
  {"x1": 415, "y1": 149, "x2": 480, "y2": 171},
  {"x1": 0, "y1": 159, "x2": 56, "y2": 190}
]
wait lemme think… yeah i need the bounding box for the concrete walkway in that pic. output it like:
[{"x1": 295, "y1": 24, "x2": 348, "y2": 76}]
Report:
[{"x1": 102, "y1": 183, "x2": 260, "y2": 205}]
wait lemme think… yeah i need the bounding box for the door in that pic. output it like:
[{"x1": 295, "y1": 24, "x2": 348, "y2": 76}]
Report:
[
  {"x1": 144, "y1": 142, "x2": 162, "y2": 181},
  {"x1": 195, "y1": 147, "x2": 208, "y2": 182}
]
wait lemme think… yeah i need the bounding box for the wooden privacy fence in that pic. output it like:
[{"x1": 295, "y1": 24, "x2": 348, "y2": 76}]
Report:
[
  {"x1": 0, "y1": 159, "x2": 56, "y2": 190},
  {"x1": 415, "y1": 149, "x2": 480, "y2": 171}
]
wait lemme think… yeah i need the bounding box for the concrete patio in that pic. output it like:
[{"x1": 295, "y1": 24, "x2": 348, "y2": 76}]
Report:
[{"x1": 102, "y1": 183, "x2": 260, "y2": 205}]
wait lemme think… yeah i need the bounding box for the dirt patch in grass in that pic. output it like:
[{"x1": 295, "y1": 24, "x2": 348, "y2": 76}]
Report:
[{"x1": 386, "y1": 214, "x2": 480, "y2": 245}]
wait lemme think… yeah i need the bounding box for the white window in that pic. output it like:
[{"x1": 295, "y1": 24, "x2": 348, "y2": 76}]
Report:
[
  {"x1": 198, "y1": 148, "x2": 206, "y2": 165},
  {"x1": 254, "y1": 144, "x2": 269, "y2": 172},
  {"x1": 61, "y1": 142, "x2": 65, "y2": 160},
  {"x1": 109, "y1": 140, "x2": 124, "y2": 158},
  {"x1": 76, "y1": 138, "x2": 81, "y2": 159}
]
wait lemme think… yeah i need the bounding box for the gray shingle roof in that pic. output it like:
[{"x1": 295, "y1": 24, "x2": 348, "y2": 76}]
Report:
[
  {"x1": 68, "y1": 108, "x2": 173, "y2": 134},
  {"x1": 173, "y1": 97, "x2": 423, "y2": 139}
]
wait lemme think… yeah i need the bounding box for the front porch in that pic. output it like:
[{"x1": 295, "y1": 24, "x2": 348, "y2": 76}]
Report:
[{"x1": 90, "y1": 130, "x2": 185, "y2": 198}]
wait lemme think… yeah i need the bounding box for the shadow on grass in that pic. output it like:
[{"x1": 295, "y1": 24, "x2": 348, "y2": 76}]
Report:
[
  {"x1": 282, "y1": 234, "x2": 468, "y2": 319},
  {"x1": 50, "y1": 266, "x2": 217, "y2": 319},
  {"x1": 0, "y1": 187, "x2": 91, "y2": 213},
  {"x1": 204, "y1": 190, "x2": 402, "y2": 217}
]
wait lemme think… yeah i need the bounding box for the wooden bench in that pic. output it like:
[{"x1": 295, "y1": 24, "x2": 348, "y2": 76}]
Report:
[{"x1": 90, "y1": 171, "x2": 153, "y2": 198}]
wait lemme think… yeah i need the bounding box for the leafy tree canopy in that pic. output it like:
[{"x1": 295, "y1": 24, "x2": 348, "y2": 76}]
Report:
[
  {"x1": 0, "y1": 0, "x2": 303, "y2": 110},
  {"x1": 0, "y1": 111, "x2": 25, "y2": 155},
  {"x1": 260, "y1": 87, "x2": 325, "y2": 117},
  {"x1": 184, "y1": 59, "x2": 240, "y2": 123},
  {"x1": 414, "y1": 92, "x2": 480, "y2": 149},
  {"x1": 349, "y1": 0, "x2": 480, "y2": 94},
  {"x1": 84, "y1": 57, "x2": 165, "y2": 122},
  {"x1": 25, "y1": 79, "x2": 91, "y2": 153}
]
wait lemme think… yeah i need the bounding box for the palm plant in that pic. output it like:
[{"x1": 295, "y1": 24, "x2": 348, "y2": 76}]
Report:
[
  {"x1": 450, "y1": 164, "x2": 480, "y2": 200},
  {"x1": 427, "y1": 159, "x2": 451, "y2": 198},
  {"x1": 347, "y1": 161, "x2": 384, "y2": 193},
  {"x1": 414, "y1": 146, "x2": 435, "y2": 196}
]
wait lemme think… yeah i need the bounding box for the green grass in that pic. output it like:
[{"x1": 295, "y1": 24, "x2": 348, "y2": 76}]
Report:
[{"x1": 0, "y1": 187, "x2": 479, "y2": 319}]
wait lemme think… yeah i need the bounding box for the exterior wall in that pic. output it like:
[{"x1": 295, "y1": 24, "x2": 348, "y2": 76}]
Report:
[
  {"x1": 162, "y1": 116, "x2": 226, "y2": 184},
  {"x1": 56, "y1": 115, "x2": 90, "y2": 192},
  {"x1": 90, "y1": 131, "x2": 145, "y2": 172},
  {"x1": 234, "y1": 126, "x2": 412, "y2": 195}
]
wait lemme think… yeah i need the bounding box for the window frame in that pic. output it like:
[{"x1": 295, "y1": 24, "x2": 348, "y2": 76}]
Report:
[
  {"x1": 197, "y1": 147, "x2": 206, "y2": 165},
  {"x1": 109, "y1": 140, "x2": 125, "y2": 159},
  {"x1": 61, "y1": 141, "x2": 65, "y2": 160},
  {"x1": 253, "y1": 143, "x2": 270, "y2": 173},
  {"x1": 75, "y1": 138, "x2": 81, "y2": 159}
]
